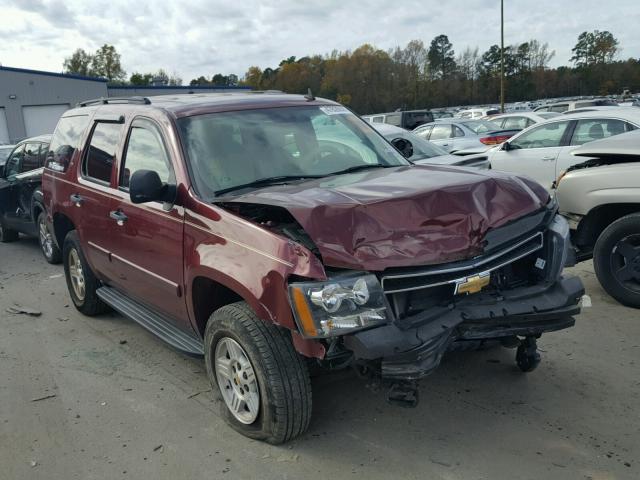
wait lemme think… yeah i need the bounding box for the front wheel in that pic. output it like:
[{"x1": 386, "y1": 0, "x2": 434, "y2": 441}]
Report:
[
  {"x1": 62, "y1": 231, "x2": 108, "y2": 316},
  {"x1": 38, "y1": 213, "x2": 61, "y2": 264},
  {"x1": 204, "y1": 302, "x2": 312, "y2": 444},
  {"x1": 594, "y1": 214, "x2": 640, "y2": 308}
]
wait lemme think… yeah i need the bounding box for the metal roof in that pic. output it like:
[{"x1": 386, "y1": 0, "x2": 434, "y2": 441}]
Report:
[{"x1": 0, "y1": 65, "x2": 108, "y2": 83}]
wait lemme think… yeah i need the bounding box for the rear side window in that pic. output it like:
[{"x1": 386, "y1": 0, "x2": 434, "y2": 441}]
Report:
[
  {"x1": 83, "y1": 123, "x2": 122, "y2": 184},
  {"x1": 385, "y1": 114, "x2": 401, "y2": 127},
  {"x1": 46, "y1": 115, "x2": 90, "y2": 173},
  {"x1": 570, "y1": 119, "x2": 629, "y2": 146}
]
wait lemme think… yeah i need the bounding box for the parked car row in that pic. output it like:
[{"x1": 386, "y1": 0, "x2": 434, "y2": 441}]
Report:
[{"x1": 1, "y1": 92, "x2": 586, "y2": 445}]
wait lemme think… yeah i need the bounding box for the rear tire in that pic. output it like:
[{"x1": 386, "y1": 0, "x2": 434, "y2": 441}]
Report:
[
  {"x1": 0, "y1": 221, "x2": 19, "y2": 243},
  {"x1": 38, "y1": 213, "x2": 61, "y2": 264},
  {"x1": 593, "y1": 214, "x2": 640, "y2": 308},
  {"x1": 63, "y1": 230, "x2": 108, "y2": 316},
  {"x1": 204, "y1": 302, "x2": 312, "y2": 444}
]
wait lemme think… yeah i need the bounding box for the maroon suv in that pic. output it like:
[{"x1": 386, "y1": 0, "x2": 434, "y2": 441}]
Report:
[{"x1": 43, "y1": 93, "x2": 584, "y2": 443}]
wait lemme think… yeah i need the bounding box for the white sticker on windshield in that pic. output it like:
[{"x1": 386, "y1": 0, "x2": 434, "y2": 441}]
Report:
[{"x1": 320, "y1": 105, "x2": 350, "y2": 115}]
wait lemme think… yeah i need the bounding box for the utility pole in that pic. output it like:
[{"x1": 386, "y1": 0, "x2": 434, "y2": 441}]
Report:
[{"x1": 500, "y1": 0, "x2": 505, "y2": 112}]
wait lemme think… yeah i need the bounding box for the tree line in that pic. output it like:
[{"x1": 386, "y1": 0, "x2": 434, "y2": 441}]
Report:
[{"x1": 62, "y1": 30, "x2": 640, "y2": 113}]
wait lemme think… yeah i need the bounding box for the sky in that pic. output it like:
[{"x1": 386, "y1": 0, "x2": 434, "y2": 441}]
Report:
[{"x1": 0, "y1": 0, "x2": 639, "y2": 82}]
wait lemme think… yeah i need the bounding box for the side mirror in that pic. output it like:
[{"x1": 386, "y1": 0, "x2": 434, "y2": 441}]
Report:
[
  {"x1": 502, "y1": 141, "x2": 512, "y2": 151},
  {"x1": 129, "y1": 169, "x2": 175, "y2": 206},
  {"x1": 391, "y1": 138, "x2": 414, "y2": 159}
]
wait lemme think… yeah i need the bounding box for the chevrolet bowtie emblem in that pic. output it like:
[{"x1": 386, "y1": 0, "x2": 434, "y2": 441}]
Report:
[{"x1": 454, "y1": 272, "x2": 491, "y2": 295}]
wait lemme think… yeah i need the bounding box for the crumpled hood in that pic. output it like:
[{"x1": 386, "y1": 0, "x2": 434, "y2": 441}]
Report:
[{"x1": 224, "y1": 165, "x2": 549, "y2": 271}]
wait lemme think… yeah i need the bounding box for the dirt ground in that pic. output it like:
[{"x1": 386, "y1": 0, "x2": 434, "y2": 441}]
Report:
[{"x1": 1, "y1": 237, "x2": 638, "y2": 480}]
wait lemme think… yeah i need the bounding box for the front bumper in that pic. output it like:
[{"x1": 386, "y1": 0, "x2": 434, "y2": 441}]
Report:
[{"x1": 343, "y1": 275, "x2": 584, "y2": 380}]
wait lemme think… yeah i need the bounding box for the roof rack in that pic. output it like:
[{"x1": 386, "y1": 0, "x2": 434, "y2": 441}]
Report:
[{"x1": 77, "y1": 96, "x2": 152, "y2": 107}]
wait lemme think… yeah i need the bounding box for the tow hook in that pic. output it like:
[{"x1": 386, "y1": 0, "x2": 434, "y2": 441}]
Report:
[
  {"x1": 387, "y1": 381, "x2": 420, "y2": 408},
  {"x1": 516, "y1": 336, "x2": 541, "y2": 372}
]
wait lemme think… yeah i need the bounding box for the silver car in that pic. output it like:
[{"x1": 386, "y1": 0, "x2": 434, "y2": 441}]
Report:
[
  {"x1": 412, "y1": 119, "x2": 502, "y2": 154},
  {"x1": 555, "y1": 129, "x2": 640, "y2": 308},
  {"x1": 373, "y1": 124, "x2": 489, "y2": 168}
]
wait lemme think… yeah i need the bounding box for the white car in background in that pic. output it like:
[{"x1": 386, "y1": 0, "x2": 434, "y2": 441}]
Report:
[
  {"x1": 490, "y1": 112, "x2": 560, "y2": 130},
  {"x1": 488, "y1": 110, "x2": 640, "y2": 190},
  {"x1": 456, "y1": 107, "x2": 500, "y2": 119}
]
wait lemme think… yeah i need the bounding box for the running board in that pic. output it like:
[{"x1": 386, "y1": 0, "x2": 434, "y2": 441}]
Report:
[{"x1": 97, "y1": 286, "x2": 204, "y2": 356}]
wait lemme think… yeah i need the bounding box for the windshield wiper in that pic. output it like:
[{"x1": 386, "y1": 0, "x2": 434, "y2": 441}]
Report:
[
  {"x1": 214, "y1": 175, "x2": 322, "y2": 196},
  {"x1": 329, "y1": 164, "x2": 392, "y2": 176}
]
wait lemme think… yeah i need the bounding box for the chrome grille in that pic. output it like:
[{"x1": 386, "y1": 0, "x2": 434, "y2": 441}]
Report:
[{"x1": 381, "y1": 231, "x2": 544, "y2": 294}]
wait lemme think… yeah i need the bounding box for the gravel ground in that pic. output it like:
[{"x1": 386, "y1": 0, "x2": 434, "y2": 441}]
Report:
[{"x1": 1, "y1": 237, "x2": 638, "y2": 480}]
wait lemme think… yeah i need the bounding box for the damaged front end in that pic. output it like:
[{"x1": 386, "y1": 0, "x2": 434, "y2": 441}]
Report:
[{"x1": 287, "y1": 203, "x2": 584, "y2": 403}]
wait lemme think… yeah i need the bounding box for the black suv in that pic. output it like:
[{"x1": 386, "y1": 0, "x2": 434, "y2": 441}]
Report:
[{"x1": 0, "y1": 134, "x2": 61, "y2": 263}]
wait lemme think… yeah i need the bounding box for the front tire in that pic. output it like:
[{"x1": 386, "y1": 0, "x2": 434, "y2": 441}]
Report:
[
  {"x1": 62, "y1": 230, "x2": 108, "y2": 316},
  {"x1": 594, "y1": 214, "x2": 640, "y2": 308},
  {"x1": 38, "y1": 213, "x2": 61, "y2": 264},
  {"x1": 204, "y1": 302, "x2": 312, "y2": 444}
]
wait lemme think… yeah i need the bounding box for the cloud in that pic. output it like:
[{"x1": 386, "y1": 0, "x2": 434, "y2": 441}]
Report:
[{"x1": 0, "y1": 0, "x2": 638, "y2": 81}]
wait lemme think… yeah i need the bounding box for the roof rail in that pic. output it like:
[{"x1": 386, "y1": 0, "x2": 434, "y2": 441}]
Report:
[{"x1": 77, "y1": 96, "x2": 152, "y2": 107}]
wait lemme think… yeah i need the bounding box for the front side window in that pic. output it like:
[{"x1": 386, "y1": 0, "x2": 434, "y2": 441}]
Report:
[
  {"x1": 570, "y1": 119, "x2": 629, "y2": 146},
  {"x1": 510, "y1": 121, "x2": 571, "y2": 149},
  {"x1": 46, "y1": 115, "x2": 90, "y2": 173},
  {"x1": 4, "y1": 144, "x2": 24, "y2": 178},
  {"x1": 21, "y1": 143, "x2": 42, "y2": 172},
  {"x1": 429, "y1": 124, "x2": 452, "y2": 140},
  {"x1": 121, "y1": 120, "x2": 173, "y2": 189},
  {"x1": 413, "y1": 125, "x2": 432, "y2": 139},
  {"x1": 178, "y1": 105, "x2": 407, "y2": 197},
  {"x1": 83, "y1": 123, "x2": 122, "y2": 184}
]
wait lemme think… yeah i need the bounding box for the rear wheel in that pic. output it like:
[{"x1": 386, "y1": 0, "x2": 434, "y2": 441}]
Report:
[
  {"x1": 63, "y1": 231, "x2": 108, "y2": 316},
  {"x1": 204, "y1": 302, "x2": 312, "y2": 444},
  {"x1": 38, "y1": 212, "x2": 61, "y2": 264},
  {"x1": 0, "y1": 221, "x2": 19, "y2": 243},
  {"x1": 594, "y1": 214, "x2": 640, "y2": 308}
]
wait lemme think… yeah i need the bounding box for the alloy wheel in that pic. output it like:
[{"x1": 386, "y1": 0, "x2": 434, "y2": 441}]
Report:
[
  {"x1": 68, "y1": 248, "x2": 86, "y2": 301},
  {"x1": 611, "y1": 234, "x2": 640, "y2": 291},
  {"x1": 214, "y1": 337, "x2": 260, "y2": 424},
  {"x1": 39, "y1": 217, "x2": 54, "y2": 259}
]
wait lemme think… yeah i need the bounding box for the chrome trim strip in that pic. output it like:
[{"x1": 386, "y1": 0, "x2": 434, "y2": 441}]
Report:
[
  {"x1": 88, "y1": 241, "x2": 110, "y2": 255},
  {"x1": 110, "y1": 253, "x2": 179, "y2": 289},
  {"x1": 185, "y1": 220, "x2": 294, "y2": 268},
  {"x1": 382, "y1": 232, "x2": 544, "y2": 294},
  {"x1": 382, "y1": 232, "x2": 544, "y2": 281}
]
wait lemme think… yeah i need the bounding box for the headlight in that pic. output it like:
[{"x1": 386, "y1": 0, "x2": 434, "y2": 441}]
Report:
[{"x1": 289, "y1": 274, "x2": 388, "y2": 338}]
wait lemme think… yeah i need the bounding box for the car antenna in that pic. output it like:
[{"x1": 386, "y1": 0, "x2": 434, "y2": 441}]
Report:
[{"x1": 304, "y1": 88, "x2": 315, "y2": 101}]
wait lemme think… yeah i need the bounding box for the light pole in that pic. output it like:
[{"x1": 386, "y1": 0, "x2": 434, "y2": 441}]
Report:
[{"x1": 500, "y1": 0, "x2": 505, "y2": 112}]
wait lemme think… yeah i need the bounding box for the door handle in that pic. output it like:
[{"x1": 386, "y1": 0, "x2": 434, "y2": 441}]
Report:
[
  {"x1": 541, "y1": 156, "x2": 555, "y2": 161},
  {"x1": 70, "y1": 193, "x2": 84, "y2": 207},
  {"x1": 109, "y1": 210, "x2": 128, "y2": 226}
]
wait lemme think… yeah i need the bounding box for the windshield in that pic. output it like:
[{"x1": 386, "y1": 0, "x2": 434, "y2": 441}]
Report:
[
  {"x1": 462, "y1": 120, "x2": 500, "y2": 134},
  {"x1": 383, "y1": 132, "x2": 448, "y2": 161},
  {"x1": 179, "y1": 105, "x2": 408, "y2": 197}
]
